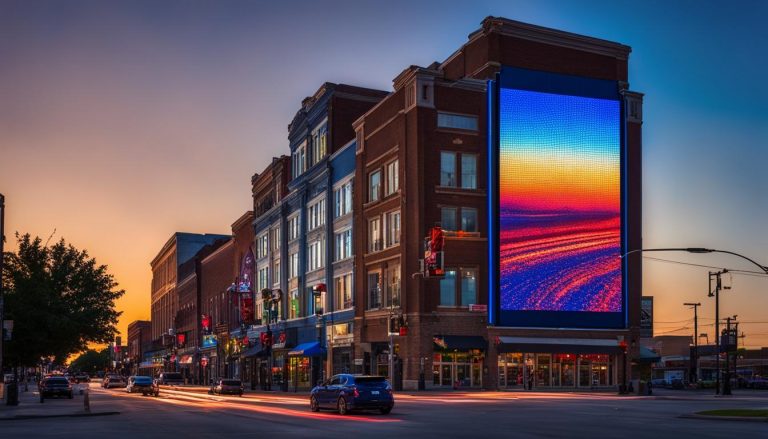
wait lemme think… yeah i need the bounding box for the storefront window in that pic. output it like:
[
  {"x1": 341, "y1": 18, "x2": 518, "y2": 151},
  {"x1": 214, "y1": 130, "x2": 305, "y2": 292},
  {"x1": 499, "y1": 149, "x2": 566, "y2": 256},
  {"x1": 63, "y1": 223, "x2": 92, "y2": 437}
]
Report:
[
  {"x1": 432, "y1": 351, "x2": 483, "y2": 388},
  {"x1": 536, "y1": 354, "x2": 551, "y2": 387}
]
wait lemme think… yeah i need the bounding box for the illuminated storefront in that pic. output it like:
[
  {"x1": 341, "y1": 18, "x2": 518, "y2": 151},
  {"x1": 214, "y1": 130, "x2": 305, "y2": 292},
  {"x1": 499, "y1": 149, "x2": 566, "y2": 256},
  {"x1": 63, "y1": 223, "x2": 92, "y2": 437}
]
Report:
[
  {"x1": 432, "y1": 336, "x2": 486, "y2": 388},
  {"x1": 497, "y1": 353, "x2": 614, "y2": 389}
]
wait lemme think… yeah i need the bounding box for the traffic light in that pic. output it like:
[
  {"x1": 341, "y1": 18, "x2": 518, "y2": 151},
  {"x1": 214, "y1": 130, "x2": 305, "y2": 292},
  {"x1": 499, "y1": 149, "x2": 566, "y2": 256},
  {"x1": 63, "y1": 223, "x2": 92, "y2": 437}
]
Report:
[{"x1": 388, "y1": 315, "x2": 401, "y2": 336}]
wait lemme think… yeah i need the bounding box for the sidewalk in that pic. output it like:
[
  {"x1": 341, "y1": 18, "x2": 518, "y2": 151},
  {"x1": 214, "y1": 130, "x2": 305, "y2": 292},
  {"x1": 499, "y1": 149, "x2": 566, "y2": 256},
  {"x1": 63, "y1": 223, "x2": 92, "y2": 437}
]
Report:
[{"x1": 0, "y1": 384, "x2": 118, "y2": 421}]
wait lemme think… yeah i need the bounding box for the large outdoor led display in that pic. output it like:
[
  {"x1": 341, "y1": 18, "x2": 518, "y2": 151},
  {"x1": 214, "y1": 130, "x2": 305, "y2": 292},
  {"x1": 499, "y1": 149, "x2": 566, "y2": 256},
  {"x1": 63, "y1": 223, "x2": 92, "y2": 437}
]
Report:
[{"x1": 489, "y1": 67, "x2": 626, "y2": 329}]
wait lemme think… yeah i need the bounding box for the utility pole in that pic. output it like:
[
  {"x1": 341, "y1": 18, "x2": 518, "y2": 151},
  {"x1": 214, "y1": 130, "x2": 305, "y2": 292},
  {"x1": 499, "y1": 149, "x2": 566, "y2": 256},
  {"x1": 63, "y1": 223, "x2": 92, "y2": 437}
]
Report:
[
  {"x1": 708, "y1": 270, "x2": 729, "y2": 395},
  {"x1": 723, "y1": 315, "x2": 736, "y2": 395},
  {"x1": 684, "y1": 302, "x2": 701, "y2": 383},
  {"x1": 0, "y1": 193, "x2": 4, "y2": 379}
]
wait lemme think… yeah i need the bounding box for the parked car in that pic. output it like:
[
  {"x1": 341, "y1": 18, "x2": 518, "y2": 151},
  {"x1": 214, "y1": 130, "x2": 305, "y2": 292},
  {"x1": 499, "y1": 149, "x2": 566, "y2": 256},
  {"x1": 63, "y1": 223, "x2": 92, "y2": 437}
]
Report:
[
  {"x1": 157, "y1": 372, "x2": 184, "y2": 385},
  {"x1": 748, "y1": 376, "x2": 768, "y2": 389},
  {"x1": 310, "y1": 374, "x2": 394, "y2": 415},
  {"x1": 74, "y1": 373, "x2": 90, "y2": 383},
  {"x1": 211, "y1": 379, "x2": 244, "y2": 396},
  {"x1": 39, "y1": 376, "x2": 73, "y2": 401},
  {"x1": 102, "y1": 374, "x2": 126, "y2": 389},
  {"x1": 126, "y1": 376, "x2": 159, "y2": 396},
  {"x1": 651, "y1": 379, "x2": 668, "y2": 388}
]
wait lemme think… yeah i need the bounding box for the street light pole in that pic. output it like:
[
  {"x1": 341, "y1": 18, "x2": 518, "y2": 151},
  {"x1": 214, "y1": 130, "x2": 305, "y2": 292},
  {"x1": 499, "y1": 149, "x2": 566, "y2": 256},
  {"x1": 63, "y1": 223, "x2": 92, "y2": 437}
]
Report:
[
  {"x1": 684, "y1": 303, "x2": 701, "y2": 383},
  {"x1": 708, "y1": 270, "x2": 729, "y2": 395}
]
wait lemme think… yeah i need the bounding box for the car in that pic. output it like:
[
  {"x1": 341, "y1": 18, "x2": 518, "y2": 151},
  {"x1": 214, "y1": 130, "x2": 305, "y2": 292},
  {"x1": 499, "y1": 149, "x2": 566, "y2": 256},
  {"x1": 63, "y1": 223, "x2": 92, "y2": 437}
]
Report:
[
  {"x1": 126, "y1": 376, "x2": 159, "y2": 396},
  {"x1": 157, "y1": 372, "x2": 184, "y2": 386},
  {"x1": 211, "y1": 379, "x2": 244, "y2": 396},
  {"x1": 102, "y1": 374, "x2": 127, "y2": 389},
  {"x1": 650, "y1": 379, "x2": 668, "y2": 388},
  {"x1": 74, "y1": 373, "x2": 90, "y2": 383},
  {"x1": 310, "y1": 374, "x2": 394, "y2": 415},
  {"x1": 39, "y1": 376, "x2": 73, "y2": 401},
  {"x1": 748, "y1": 377, "x2": 768, "y2": 389}
]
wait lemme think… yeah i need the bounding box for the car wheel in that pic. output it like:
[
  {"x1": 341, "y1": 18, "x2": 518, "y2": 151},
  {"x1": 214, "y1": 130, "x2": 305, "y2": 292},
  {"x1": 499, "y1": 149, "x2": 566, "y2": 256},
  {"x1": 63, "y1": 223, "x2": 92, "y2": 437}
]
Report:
[
  {"x1": 337, "y1": 397, "x2": 348, "y2": 415},
  {"x1": 310, "y1": 396, "x2": 320, "y2": 412},
  {"x1": 379, "y1": 406, "x2": 392, "y2": 415}
]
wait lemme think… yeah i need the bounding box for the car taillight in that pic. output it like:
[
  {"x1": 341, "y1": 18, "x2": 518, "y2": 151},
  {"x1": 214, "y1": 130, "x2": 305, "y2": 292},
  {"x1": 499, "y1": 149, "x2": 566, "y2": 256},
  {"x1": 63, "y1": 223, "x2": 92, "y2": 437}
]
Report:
[{"x1": 353, "y1": 387, "x2": 360, "y2": 398}]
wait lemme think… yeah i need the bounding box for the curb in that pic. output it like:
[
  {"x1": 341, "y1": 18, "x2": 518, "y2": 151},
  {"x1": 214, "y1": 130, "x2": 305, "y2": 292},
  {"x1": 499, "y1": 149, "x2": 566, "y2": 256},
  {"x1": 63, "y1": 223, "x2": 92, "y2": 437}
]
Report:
[
  {"x1": 0, "y1": 411, "x2": 120, "y2": 421},
  {"x1": 679, "y1": 413, "x2": 768, "y2": 423}
]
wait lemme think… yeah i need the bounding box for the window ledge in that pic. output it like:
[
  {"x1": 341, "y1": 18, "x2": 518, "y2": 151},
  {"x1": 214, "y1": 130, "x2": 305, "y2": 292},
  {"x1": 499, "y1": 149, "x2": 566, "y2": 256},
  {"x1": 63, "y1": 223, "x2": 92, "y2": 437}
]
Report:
[{"x1": 434, "y1": 187, "x2": 486, "y2": 196}]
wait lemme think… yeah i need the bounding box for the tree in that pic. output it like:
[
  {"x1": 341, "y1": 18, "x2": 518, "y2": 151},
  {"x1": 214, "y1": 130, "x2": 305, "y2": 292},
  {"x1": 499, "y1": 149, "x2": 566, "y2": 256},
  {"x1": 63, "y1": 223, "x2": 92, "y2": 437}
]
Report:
[
  {"x1": 69, "y1": 348, "x2": 110, "y2": 375},
  {"x1": 2, "y1": 233, "x2": 124, "y2": 366}
]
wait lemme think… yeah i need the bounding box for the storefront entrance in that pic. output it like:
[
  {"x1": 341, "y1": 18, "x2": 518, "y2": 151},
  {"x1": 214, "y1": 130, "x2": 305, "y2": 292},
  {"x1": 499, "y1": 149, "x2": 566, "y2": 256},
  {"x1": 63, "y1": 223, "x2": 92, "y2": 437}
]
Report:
[
  {"x1": 498, "y1": 353, "x2": 614, "y2": 389},
  {"x1": 432, "y1": 352, "x2": 483, "y2": 388}
]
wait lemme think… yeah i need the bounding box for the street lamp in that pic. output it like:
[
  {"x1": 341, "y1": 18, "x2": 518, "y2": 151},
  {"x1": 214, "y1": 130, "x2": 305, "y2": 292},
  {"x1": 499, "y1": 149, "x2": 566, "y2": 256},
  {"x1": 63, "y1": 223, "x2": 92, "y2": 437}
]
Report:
[
  {"x1": 312, "y1": 283, "x2": 326, "y2": 385},
  {"x1": 621, "y1": 248, "x2": 768, "y2": 274}
]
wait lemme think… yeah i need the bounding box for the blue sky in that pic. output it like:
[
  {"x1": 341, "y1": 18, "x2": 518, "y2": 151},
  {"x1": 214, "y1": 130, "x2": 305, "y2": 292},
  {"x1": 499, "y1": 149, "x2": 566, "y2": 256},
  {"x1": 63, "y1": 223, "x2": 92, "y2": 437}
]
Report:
[{"x1": 1, "y1": 0, "x2": 766, "y2": 345}]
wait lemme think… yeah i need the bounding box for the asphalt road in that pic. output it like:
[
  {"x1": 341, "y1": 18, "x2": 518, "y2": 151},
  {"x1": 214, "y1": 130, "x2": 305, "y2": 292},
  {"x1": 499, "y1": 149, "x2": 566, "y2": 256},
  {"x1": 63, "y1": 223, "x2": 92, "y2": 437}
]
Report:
[{"x1": 2, "y1": 385, "x2": 767, "y2": 438}]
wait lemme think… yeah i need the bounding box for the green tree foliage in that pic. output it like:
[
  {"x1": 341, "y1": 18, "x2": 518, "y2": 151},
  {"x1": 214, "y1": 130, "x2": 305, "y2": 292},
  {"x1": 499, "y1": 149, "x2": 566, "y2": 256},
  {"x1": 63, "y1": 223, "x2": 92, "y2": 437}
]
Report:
[
  {"x1": 69, "y1": 348, "x2": 110, "y2": 375},
  {"x1": 2, "y1": 233, "x2": 124, "y2": 365}
]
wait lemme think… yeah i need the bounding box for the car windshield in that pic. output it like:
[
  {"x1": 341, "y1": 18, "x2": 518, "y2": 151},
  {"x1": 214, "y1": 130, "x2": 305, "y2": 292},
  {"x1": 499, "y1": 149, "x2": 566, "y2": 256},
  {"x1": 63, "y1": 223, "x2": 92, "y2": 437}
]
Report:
[
  {"x1": 134, "y1": 376, "x2": 152, "y2": 383},
  {"x1": 46, "y1": 378, "x2": 69, "y2": 385},
  {"x1": 222, "y1": 380, "x2": 241, "y2": 386},
  {"x1": 353, "y1": 376, "x2": 389, "y2": 388}
]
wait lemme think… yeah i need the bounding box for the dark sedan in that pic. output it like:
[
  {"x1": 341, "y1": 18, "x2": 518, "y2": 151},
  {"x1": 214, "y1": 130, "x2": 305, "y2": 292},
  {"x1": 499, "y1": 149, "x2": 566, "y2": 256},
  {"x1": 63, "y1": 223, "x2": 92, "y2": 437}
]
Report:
[
  {"x1": 310, "y1": 374, "x2": 394, "y2": 415},
  {"x1": 126, "y1": 376, "x2": 159, "y2": 396},
  {"x1": 212, "y1": 379, "x2": 244, "y2": 396},
  {"x1": 40, "y1": 376, "x2": 73, "y2": 401}
]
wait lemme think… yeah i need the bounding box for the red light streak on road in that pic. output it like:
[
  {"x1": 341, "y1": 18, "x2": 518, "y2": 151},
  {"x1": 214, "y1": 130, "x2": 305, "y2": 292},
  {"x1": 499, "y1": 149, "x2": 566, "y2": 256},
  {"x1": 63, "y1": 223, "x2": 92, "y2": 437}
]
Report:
[{"x1": 98, "y1": 387, "x2": 401, "y2": 423}]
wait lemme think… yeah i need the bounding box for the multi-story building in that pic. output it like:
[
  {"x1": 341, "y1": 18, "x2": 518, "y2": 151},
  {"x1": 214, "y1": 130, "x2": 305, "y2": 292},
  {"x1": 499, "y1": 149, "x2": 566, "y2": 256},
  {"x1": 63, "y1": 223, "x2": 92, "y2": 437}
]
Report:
[
  {"x1": 150, "y1": 232, "x2": 230, "y2": 372},
  {"x1": 199, "y1": 237, "x2": 234, "y2": 384},
  {"x1": 352, "y1": 17, "x2": 643, "y2": 391},
  {"x1": 226, "y1": 211, "x2": 255, "y2": 382},
  {"x1": 248, "y1": 83, "x2": 388, "y2": 391},
  {"x1": 127, "y1": 320, "x2": 151, "y2": 375}
]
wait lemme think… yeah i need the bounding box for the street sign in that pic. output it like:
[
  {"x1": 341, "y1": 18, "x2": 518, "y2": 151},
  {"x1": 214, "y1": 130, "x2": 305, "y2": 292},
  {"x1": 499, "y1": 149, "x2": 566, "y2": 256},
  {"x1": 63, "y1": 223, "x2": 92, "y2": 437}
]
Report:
[{"x1": 640, "y1": 296, "x2": 653, "y2": 338}]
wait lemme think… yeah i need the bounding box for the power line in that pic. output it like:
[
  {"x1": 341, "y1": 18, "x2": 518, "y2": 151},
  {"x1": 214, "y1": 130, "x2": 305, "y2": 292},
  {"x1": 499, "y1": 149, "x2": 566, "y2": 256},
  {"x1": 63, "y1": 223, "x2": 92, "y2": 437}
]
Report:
[{"x1": 643, "y1": 256, "x2": 768, "y2": 277}]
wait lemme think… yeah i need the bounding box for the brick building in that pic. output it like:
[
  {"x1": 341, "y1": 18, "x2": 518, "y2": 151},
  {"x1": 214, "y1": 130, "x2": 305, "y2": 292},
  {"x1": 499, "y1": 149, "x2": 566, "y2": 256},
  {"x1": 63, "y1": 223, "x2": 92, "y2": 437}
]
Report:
[
  {"x1": 127, "y1": 320, "x2": 151, "y2": 375},
  {"x1": 352, "y1": 17, "x2": 643, "y2": 390}
]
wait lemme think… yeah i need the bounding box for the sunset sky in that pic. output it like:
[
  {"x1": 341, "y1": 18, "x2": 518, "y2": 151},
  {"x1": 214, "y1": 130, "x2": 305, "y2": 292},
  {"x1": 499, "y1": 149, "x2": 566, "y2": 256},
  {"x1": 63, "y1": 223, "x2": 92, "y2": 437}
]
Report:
[{"x1": 2, "y1": 1, "x2": 767, "y2": 348}]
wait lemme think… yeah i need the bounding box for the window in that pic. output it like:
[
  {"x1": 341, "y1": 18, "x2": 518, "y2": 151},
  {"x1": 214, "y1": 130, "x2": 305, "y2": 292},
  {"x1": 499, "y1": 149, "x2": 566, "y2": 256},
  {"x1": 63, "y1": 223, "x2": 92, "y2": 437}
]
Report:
[
  {"x1": 334, "y1": 181, "x2": 353, "y2": 217},
  {"x1": 289, "y1": 289, "x2": 300, "y2": 319},
  {"x1": 440, "y1": 152, "x2": 477, "y2": 189},
  {"x1": 368, "y1": 170, "x2": 381, "y2": 202},
  {"x1": 292, "y1": 141, "x2": 307, "y2": 179},
  {"x1": 367, "y1": 272, "x2": 381, "y2": 310},
  {"x1": 385, "y1": 264, "x2": 401, "y2": 308},
  {"x1": 440, "y1": 268, "x2": 478, "y2": 306},
  {"x1": 311, "y1": 124, "x2": 327, "y2": 166},
  {"x1": 437, "y1": 112, "x2": 478, "y2": 131},
  {"x1": 460, "y1": 268, "x2": 477, "y2": 306},
  {"x1": 461, "y1": 154, "x2": 477, "y2": 189},
  {"x1": 440, "y1": 270, "x2": 457, "y2": 306},
  {"x1": 385, "y1": 211, "x2": 400, "y2": 248},
  {"x1": 307, "y1": 239, "x2": 325, "y2": 272},
  {"x1": 258, "y1": 267, "x2": 269, "y2": 291},
  {"x1": 440, "y1": 152, "x2": 456, "y2": 187},
  {"x1": 288, "y1": 252, "x2": 299, "y2": 279},
  {"x1": 271, "y1": 227, "x2": 280, "y2": 251},
  {"x1": 369, "y1": 217, "x2": 382, "y2": 252},
  {"x1": 334, "y1": 273, "x2": 353, "y2": 311},
  {"x1": 441, "y1": 207, "x2": 478, "y2": 233},
  {"x1": 461, "y1": 208, "x2": 478, "y2": 232},
  {"x1": 441, "y1": 207, "x2": 457, "y2": 231},
  {"x1": 258, "y1": 234, "x2": 268, "y2": 258},
  {"x1": 334, "y1": 229, "x2": 352, "y2": 261},
  {"x1": 288, "y1": 215, "x2": 300, "y2": 241},
  {"x1": 385, "y1": 160, "x2": 399, "y2": 196},
  {"x1": 308, "y1": 198, "x2": 326, "y2": 230},
  {"x1": 273, "y1": 260, "x2": 280, "y2": 285},
  {"x1": 275, "y1": 182, "x2": 282, "y2": 203}
]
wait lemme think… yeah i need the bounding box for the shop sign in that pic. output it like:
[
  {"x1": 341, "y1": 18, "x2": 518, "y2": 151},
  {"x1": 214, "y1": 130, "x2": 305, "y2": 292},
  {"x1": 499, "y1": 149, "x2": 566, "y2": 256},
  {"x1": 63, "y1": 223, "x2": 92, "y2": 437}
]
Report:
[
  {"x1": 202, "y1": 334, "x2": 218, "y2": 348},
  {"x1": 640, "y1": 297, "x2": 653, "y2": 338},
  {"x1": 354, "y1": 359, "x2": 364, "y2": 366},
  {"x1": 200, "y1": 356, "x2": 209, "y2": 367},
  {"x1": 273, "y1": 331, "x2": 287, "y2": 349},
  {"x1": 469, "y1": 304, "x2": 487, "y2": 312}
]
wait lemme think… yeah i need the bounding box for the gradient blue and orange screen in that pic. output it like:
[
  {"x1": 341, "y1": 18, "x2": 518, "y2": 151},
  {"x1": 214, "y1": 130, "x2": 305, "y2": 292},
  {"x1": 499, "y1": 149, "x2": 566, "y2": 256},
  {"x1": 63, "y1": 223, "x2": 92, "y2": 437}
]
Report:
[{"x1": 499, "y1": 87, "x2": 621, "y2": 314}]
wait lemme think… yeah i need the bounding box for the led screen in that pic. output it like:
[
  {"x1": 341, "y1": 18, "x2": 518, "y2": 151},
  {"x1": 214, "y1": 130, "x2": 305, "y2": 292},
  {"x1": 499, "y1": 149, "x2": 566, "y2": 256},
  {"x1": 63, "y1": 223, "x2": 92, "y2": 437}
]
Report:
[{"x1": 498, "y1": 81, "x2": 622, "y2": 318}]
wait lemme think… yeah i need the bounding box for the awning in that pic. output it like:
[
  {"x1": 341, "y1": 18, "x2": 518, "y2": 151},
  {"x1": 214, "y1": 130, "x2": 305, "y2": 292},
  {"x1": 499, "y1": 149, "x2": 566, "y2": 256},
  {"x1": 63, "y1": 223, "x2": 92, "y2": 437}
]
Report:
[
  {"x1": 433, "y1": 335, "x2": 487, "y2": 351},
  {"x1": 496, "y1": 336, "x2": 621, "y2": 354},
  {"x1": 288, "y1": 342, "x2": 326, "y2": 357},
  {"x1": 179, "y1": 355, "x2": 193, "y2": 364},
  {"x1": 242, "y1": 345, "x2": 268, "y2": 358},
  {"x1": 636, "y1": 346, "x2": 661, "y2": 363}
]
